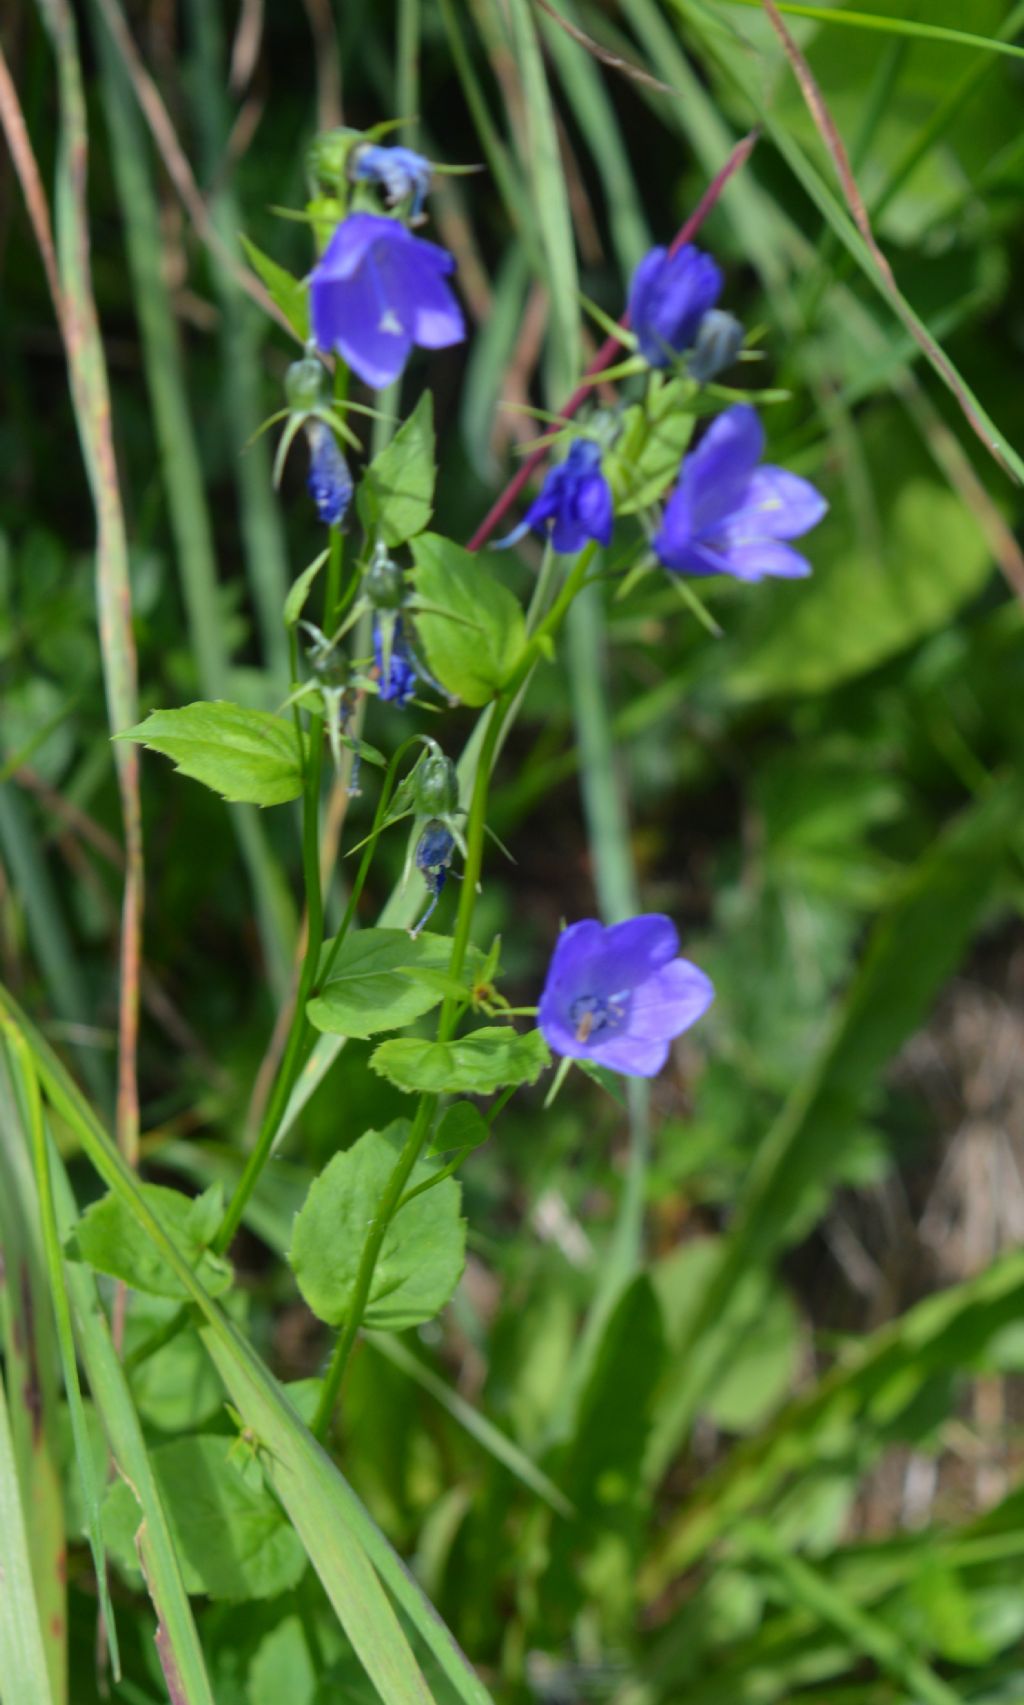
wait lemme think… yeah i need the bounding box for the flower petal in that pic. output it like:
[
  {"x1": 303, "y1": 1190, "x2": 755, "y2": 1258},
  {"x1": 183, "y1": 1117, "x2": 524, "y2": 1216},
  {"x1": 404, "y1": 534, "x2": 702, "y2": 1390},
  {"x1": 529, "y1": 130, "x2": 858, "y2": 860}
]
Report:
[
  {"x1": 311, "y1": 270, "x2": 413, "y2": 389},
  {"x1": 728, "y1": 465, "x2": 828, "y2": 541},
  {"x1": 589, "y1": 915, "x2": 678, "y2": 996},
  {"x1": 574, "y1": 472, "x2": 614, "y2": 546},
  {"x1": 591, "y1": 1034, "x2": 671, "y2": 1077},
  {"x1": 374, "y1": 241, "x2": 464, "y2": 347},
  {"x1": 652, "y1": 506, "x2": 726, "y2": 577},
  {"x1": 717, "y1": 539, "x2": 813, "y2": 581},
  {"x1": 538, "y1": 920, "x2": 609, "y2": 1058},
  {"x1": 313, "y1": 212, "x2": 394, "y2": 280},
  {"x1": 625, "y1": 958, "x2": 714, "y2": 1041},
  {"x1": 685, "y1": 404, "x2": 765, "y2": 537}
]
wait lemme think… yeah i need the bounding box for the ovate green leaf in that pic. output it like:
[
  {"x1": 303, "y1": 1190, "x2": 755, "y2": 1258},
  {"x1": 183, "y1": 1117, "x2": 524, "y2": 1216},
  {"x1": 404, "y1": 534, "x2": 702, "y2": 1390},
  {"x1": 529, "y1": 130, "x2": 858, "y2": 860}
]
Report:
[
  {"x1": 411, "y1": 534, "x2": 526, "y2": 706},
  {"x1": 289, "y1": 1123, "x2": 466, "y2": 1330},
  {"x1": 308, "y1": 929, "x2": 480, "y2": 1039},
  {"x1": 430, "y1": 1101, "x2": 490, "y2": 1154},
  {"x1": 68, "y1": 1183, "x2": 232, "y2": 1300},
  {"x1": 371, "y1": 1026, "x2": 550, "y2": 1095},
  {"x1": 357, "y1": 391, "x2": 435, "y2": 546},
  {"x1": 120, "y1": 702, "x2": 304, "y2": 806}
]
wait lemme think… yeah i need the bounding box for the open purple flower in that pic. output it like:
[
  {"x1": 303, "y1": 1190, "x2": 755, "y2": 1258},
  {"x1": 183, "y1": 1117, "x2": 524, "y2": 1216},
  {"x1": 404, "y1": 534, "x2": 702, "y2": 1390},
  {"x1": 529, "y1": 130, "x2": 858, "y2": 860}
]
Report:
[
  {"x1": 310, "y1": 212, "x2": 465, "y2": 390},
  {"x1": 629, "y1": 244, "x2": 723, "y2": 369},
  {"x1": 653, "y1": 404, "x2": 828, "y2": 581},
  {"x1": 538, "y1": 914, "x2": 713, "y2": 1078}
]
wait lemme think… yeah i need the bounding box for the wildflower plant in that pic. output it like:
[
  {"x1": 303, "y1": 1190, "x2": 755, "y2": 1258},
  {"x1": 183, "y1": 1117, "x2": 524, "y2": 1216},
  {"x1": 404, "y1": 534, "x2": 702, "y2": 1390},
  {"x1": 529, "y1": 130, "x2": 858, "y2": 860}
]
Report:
[
  {"x1": 89, "y1": 120, "x2": 827, "y2": 1687},
  {"x1": 34, "y1": 8, "x2": 1008, "y2": 1690}
]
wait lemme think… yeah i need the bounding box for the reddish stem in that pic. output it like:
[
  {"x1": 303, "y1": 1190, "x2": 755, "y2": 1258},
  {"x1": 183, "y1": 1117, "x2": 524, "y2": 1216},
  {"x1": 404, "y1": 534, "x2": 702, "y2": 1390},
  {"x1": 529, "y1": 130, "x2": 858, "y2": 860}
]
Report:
[{"x1": 466, "y1": 128, "x2": 761, "y2": 554}]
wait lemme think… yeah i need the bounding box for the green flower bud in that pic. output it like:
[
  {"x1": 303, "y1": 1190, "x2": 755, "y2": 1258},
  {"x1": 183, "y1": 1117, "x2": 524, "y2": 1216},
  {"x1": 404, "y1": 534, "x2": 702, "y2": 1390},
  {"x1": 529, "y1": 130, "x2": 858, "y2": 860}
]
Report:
[
  {"x1": 285, "y1": 356, "x2": 327, "y2": 413},
  {"x1": 365, "y1": 547, "x2": 406, "y2": 611},
  {"x1": 414, "y1": 752, "x2": 459, "y2": 817}
]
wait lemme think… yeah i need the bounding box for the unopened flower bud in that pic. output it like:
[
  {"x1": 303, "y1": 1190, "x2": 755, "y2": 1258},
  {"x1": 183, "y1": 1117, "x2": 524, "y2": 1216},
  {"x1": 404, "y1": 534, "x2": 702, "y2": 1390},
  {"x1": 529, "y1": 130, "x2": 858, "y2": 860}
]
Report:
[
  {"x1": 305, "y1": 421, "x2": 353, "y2": 528},
  {"x1": 411, "y1": 819, "x2": 455, "y2": 936},
  {"x1": 365, "y1": 546, "x2": 406, "y2": 611},
  {"x1": 688, "y1": 310, "x2": 744, "y2": 383},
  {"x1": 285, "y1": 355, "x2": 328, "y2": 413},
  {"x1": 350, "y1": 143, "x2": 432, "y2": 216},
  {"x1": 373, "y1": 613, "x2": 417, "y2": 706},
  {"x1": 414, "y1": 752, "x2": 459, "y2": 817}
]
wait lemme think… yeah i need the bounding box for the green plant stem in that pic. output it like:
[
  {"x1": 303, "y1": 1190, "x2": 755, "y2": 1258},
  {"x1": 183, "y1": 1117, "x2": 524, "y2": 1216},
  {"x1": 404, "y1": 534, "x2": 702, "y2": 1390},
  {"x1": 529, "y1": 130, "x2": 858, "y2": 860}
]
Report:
[
  {"x1": 322, "y1": 366, "x2": 351, "y2": 630},
  {"x1": 318, "y1": 734, "x2": 423, "y2": 989},
  {"x1": 214, "y1": 596, "x2": 336, "y2": 1254},
  {"x1": 311, "y1": 542, "x2": 598, "y2": 1434},
  {"x1": 311, "y1": 1092, "x2": 437, "y2": 1438}
]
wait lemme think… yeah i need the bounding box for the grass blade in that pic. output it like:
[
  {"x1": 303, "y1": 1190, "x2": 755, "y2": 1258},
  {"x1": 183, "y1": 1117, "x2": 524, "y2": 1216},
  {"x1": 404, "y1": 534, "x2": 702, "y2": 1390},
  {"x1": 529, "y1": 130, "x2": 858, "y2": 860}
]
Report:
[
  {"x1": 0, "y1": 986, "x2": 494, "y2": 1705},
  {"x1": 676, "y1": 0, "x2": 1024, "y2": 485},
  {"x1": 724, "y1": 0, "x2": 1024, "y2": 63},
  {"x1": 3, "y1": 1025, "x2": 120, "y2": 1679},
  {"x1": 0, "y1": 1066, "x2": 67, "y2": 1704},
  {"x1": 506, "y1": 0, "x2": 581, "y2": 393},
  {"x1": 0, "y1": 1362, "x2": 56, "y2": 1705},
  {"x1": 31, "y1": 0, "x2": 143, "y2": 1165},
  {"x1": 91, "y1": 2, "x2": 296, "y2": 1000},
  {"x1": 645, "y1": 777, "x2": 1023, "y2": 1481}
]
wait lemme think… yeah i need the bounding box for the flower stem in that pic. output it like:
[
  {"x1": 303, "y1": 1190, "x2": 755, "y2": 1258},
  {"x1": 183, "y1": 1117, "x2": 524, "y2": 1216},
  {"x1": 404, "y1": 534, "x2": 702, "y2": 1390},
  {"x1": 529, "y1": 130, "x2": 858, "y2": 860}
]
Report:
[
  {"x1": 214, "y1": 722, "x2": 325, "y2": 1254},
  {"x1": 214, "y1": 515, "x2": 344, "y2": 1254},
  {"x1": 310, "y1": 541, "x2": 600, "y2": 1432},
  {"x1": 311, "y1": 1090, "x2": 436, "y2": 1438}
]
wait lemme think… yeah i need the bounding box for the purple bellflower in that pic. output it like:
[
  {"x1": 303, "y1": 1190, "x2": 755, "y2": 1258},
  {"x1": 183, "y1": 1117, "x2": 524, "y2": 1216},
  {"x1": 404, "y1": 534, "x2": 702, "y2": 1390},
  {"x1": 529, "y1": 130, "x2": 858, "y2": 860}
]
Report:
[
  {"x1": 373, "y1": 613, "x2": 418, "y2": 706},
  {"x1": 653, "y1": 404, "x2": 828, "y2": 582},
  {"x1": 351, "y1": 144, "x2": 432, "y2": 216},
  {"x1": 305, "y1": 420, "x2": 353, "y2": 527},
  {"x1": 629, "y1": 244, "x2": 723, "y2": 369},
  {"x1": 498, "y1": 439, "x2": 614, "y2": 555},
  {"x1": 538, "y1": 914, "x2": 713, "y2": 1078},
  {"x1": 310, "y1": 212, "x2": 465, "y2": 390}
]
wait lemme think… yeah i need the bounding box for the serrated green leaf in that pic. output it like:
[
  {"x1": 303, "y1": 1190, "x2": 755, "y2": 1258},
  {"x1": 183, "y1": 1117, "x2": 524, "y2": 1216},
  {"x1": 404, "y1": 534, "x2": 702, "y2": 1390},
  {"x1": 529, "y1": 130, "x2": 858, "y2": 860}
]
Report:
[
  {"x1": 289, "y1": 1124, "x2": 466, "y2": 1330},
  {"x1": 240, "y1": 234, "x2": 309, "y2": 340},
  {"x1": 103, "y1": 1434, "x2": 306, "y2": 1602},
  {"x1": 68, "y1": 1183, "x2": 232, "y2": 1300},
  {"x1": 120, "y1": 701, "x2": 305, "y2": 805},
  {"x1": 430, "y1": 1101, "x2": 490, "y2": 1154},
  {"x1": 308, "y1": 930, "x2": 481, "y2": 1039},
  {"x1": 371, "y1": 1026, "x2": 551, "y2": 1095},
  {"x1": 357, "y1": 391, "x2": 435, "y2": 546},
  {"x1": 410, "y1": 534, "x2": 527, "y2": 706}
]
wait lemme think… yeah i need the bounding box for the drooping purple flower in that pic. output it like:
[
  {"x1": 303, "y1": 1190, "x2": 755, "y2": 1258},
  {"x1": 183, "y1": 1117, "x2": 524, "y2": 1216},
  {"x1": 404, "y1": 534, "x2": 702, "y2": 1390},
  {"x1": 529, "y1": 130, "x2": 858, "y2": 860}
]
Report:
[
  {"x1": 305, "y1": 420, "x2": 353, "y2": 526},
  {"x1": 351, "y1": 144, "x2": 432, "y2": 216},
  {"x1": 653, "y1": 404, "x2": 828, "y2": 582},
  {"x1": 373, "y1": 613, "x2": 418, "y2": 706},
  {"x1": 497, "y1": 439, "x2": 613, "y2": 556},
  {"x1": 411, "y1": 819, "x2": 455, "y2": 936},
  {"x1": 538, "y1": 914, "x2": 713, "y2": 1078},
  {"x1": 628, "y1": 244, "x2": 724, "y2": 369},
  {"x1": 310, "y1": 213, "x2": 465, "y2": 390}
]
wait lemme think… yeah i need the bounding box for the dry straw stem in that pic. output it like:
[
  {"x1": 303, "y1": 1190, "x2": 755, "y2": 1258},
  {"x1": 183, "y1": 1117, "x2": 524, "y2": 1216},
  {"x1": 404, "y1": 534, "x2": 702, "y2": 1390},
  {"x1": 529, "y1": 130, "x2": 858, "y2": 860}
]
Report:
[
  {"x1": 3, "y1": 10, "x2": 143, "y2": 1166},
  {"x1": 91, "y1": 0, "x2": 296, "y2": 343}
]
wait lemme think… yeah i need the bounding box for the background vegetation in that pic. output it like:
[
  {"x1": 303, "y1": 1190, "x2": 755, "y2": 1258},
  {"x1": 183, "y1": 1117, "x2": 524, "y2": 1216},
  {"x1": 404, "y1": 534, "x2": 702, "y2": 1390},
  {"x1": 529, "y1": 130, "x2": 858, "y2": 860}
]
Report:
[{"x1": 2, "y1": 1, "x2": 1024, "y2": 1701}]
